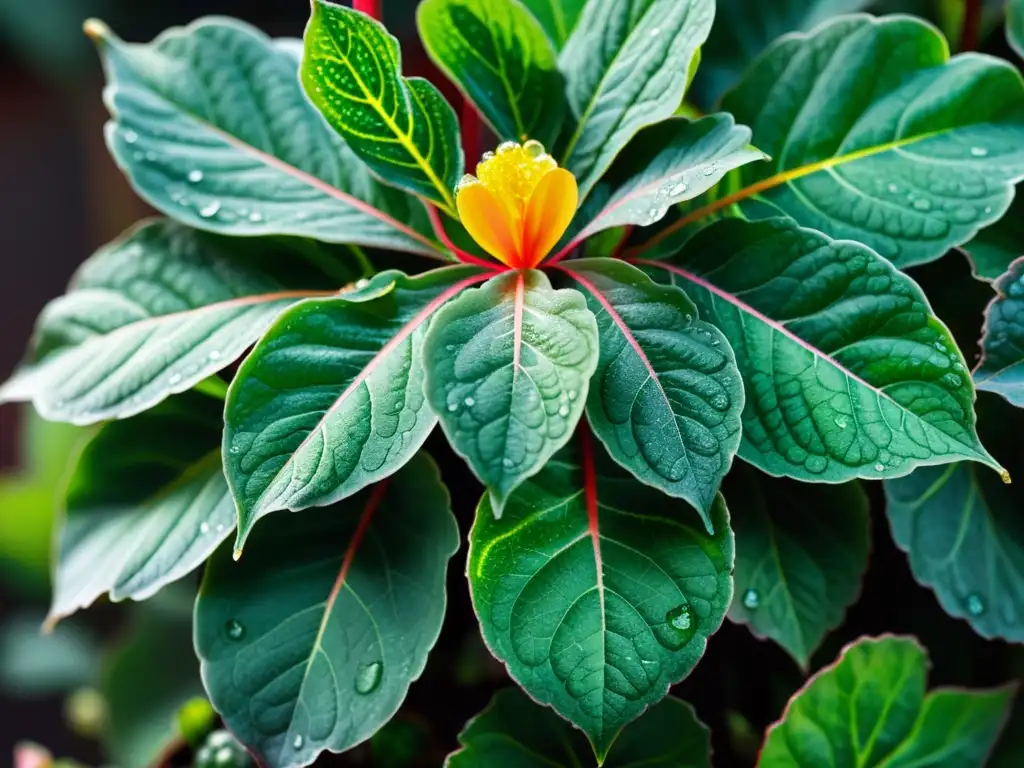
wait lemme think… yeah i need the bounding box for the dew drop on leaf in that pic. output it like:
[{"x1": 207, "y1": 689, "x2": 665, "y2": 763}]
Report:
[
  {"x1": 710, "y1": 394, "x2": 730, "y2": 411},
  {"x1": 888, "y1": 183, "x2": 898, "y2": 193},
  {"x1": 703, "y1": 164, "x2": 717, "y2": 177},
  {"x1": 742, "y1": 589, "x2": 760, "y2": 610},
  {"x1": 502, "y1": 457, "x2": 514, "y2": 469},
  {"x1": 834, "y1": 415, "x2": 848, "y2": 429},
  {"x1": 200, "y1": 521, "x2": 210, "y2": 534},
  {"x1": 942, "y1": 373, "x2": 963, "y2": 389},
  {"x1": 970, "y1": 147, "x2": 989, "y2": 157},
  {"x1": 966, "y1": 593, "x2": 985, "y2": 616},
  {"x1": 567, "y1": 390, "x2": 577, "y2": 401},
  {"x1": 187, "y1": 169, "x2": 204, "y2": 183},
  {"x1": 292, "y1": 735, "x2": 304, "y2": 750},
  {"x1": 874, "y1": 463, "x2": 885, "y2": 473},
  {"x1": 668, "y1": 182, "x2": 687, "y2": 196},
  {"x1": 199, "y1": 201, "x2": 222, "y2": 219},
  {"x1": 248, "y1": 211, "x2": 263, "y2": 223},
  {"x1": 464, "y1": 396, "x2": 475, "y2": 407},
  {"x1": 355, "y1": 661, "x2": 383, "y2": 694},
  {"x1": 558, "y1": 404, "x2": 570, "y2": 417},
  {"x1": 225, "y1": 620, "x2": 245, "y2": 641},
  {"x1": 664, "y1": 603, "x2": 697, "y2": 648},
  {"x1": 912, "y1": 198, "x2": 932, "y2": 212},
  {"x1": 123, "y1": 129, "x2": 138, "y2": 144},
  {"x1": 447, "y1": 402, "x2": 458, "y2": 413}
]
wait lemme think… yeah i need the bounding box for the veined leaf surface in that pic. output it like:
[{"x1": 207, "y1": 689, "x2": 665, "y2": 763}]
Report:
[
  {"x1": 962, "y1": 188, "x2": 1024, "y2": 282},
  {"x1": 975, "y1": 258, "x2": 1024, "y2": 406}
]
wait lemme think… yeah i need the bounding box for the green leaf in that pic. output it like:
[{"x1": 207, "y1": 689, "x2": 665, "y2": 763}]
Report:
[
  {"x1": 418, "y1": 0, "x2": 565, "y2": 149},
  {"x1": 225, "y1": 266, "x2": 487, "y2": 552},
  {"x1": 0, "y1": 615, "x2": 98, "y2": 696},
  {"x1": 975, "y1": 258, "x2": 1024, "y2": 406},
  {"x1": 557, "y1": 258, "x2": 743, "y2": 524},
  {"x1": 447, "y1": 687, "x2": 711, "y2": 767},
  {"x1": 643, "y1": 14, "x2": 1024, "y2": 269},
  {"x1": 196, "y1": 454, "x2": 458, "y2": 768},
  {"x1": 49, "y1": 392, "x2": 232, "y2": 625},
  {"x1": 1009, "y1": 0, "x2": 1024, "y2": 60},
  {"x1": 559, "y1": 0, "x2": 715, "y2": 201},
  {"x1": 423, "y1": 270, "x2": 599, "y2": 515},
  {"x1": 85, "y1": 18, "x2": 439, "y2": 256},
  {"x1": 0, "y1": 220, "x2": 336, "y2": 425},
  {"x1": 302, "y1": 0, "x2": 463, "y2": 216},
  {"x1": 726, "y1": 464, "x2": 870, "y2": 668},
  {"x1": 468, "y1": 435, "x2": 733, "y2": 758},
  {"x1": 519, "y1": 0, "x2": 586, "y2": 49},
  {"x1": 637, "y1": 216, "x2": 1001, "y2": 483},
  {"x1": 758, "y1": 636, "x2": 1015, "y2": 767},
  {"x1": 884, "y1": 463, "x2": 1024, "y2": 642},
  {"x1": 962, "y1": 187, "x2": 1024, "y2": 282}
]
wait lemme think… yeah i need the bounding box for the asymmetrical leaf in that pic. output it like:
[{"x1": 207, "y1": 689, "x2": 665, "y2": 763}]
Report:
[
  {"x1": 962, "y1": 188, "x2": 1024, "y2": 281},
  {"x1": 418, "y1": 0, "x2": 565, "y2": 149},
  {"x1": 558, "y1": 258, "x2": 743, "y2": 523},
  {"x1": 225, "y1": 266, "x2": 487, "y2": 551},
  {"x1": 647, "y1": 14, "x2": 1024, "y2": 269},
  {"x1": 0, "y1": 220, "x2": 336, "y2": 425},
  {"x1": 196, "y1": 454, "x2": 457, "y2": 768},
  {"x1": 885, "y1": 463, "x2": 1024, "y2": 642},
  {"x1": 975, "y1": 258, "x2": 1024, "y2": 406},
  {"x1": 559, "y1": 0, "x2": 715, "y2": 200},
  {"x1": 726, "y1": 465, "x2": 870, "y2": 668},
  {"x1": 519, "y1": 0, "x2": 586, "y2": 49},
  {"x1": 759, "y1": 636, "x2": 1014, "y2": 767},
  {"x1": 303, "y1": 0, "x2": 463, "y2": 214},
  {"x1": 87, "y1": 18, "x2": 438, "y2": 255},
  {"x1": 468, "y1": 436, "x2": 733, "y2": 759},
  {"x1": 639, "y1": 217, "x2": 1001, "y2": 483},
  {"x1": 424, "y1": 270, "x2": 599, "y2": 515},
  {"x1": 447, "y1": 688, "x2": 711, "y2": 767}
]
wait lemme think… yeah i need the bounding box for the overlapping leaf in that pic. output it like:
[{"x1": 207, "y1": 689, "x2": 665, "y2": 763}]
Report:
[
  {"x1": 225, "y1": 266, "x2": 487, "y2": 551},
  {"x1": 519, "y1": 0, "x2": 586, "y2": 49},
  {"x1": 963, "y1": 187, "x2": 1024, "y2": 281},
  {"x1": 468, "y1": 437, "x2": 733, "y2": 759},
  {"x1": 975, "y1": 258, "x2": 1024, "y2": 406},
  {"x1": 0, "y1": 220, "x2": 336, "y2": 425},
  {"x1": 302, "y1": 0, "x2": 463, "y2": 215},
  {"x1": 196, "y1": 455, "x2": 458, "y2": 768},
  {"x1": 87, "y1": 18, "x2": 438, "y2": 255},
  {"x1": 638, "y1": 216, "x2": 1001, "y2": 483},
  {"x1": 558, "y1": 258, "x2": 743, "y2": 523},
  {"x1": 1010, "y1": 0, "x2": 1024, "y2": 60}
]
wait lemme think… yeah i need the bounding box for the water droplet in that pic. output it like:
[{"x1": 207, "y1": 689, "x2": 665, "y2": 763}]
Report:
[
  {"x1": 225, "y1": 620, "x2": 245, "y2": 641},
  {"x1": 703, "y1": 164, "x2": 717, "y2": 177},
  {"x1": 496, "y1": 140, "x2": 517, "y2": 154},
  {"x1": 447, "y1": 402, "x2": 458, "y2": 413},
  {"x1": 650, "y1": 26, "x2": 660, "y2": 36},
  {"x1": 216, "y1": 523, "x2": 226, "y2": 533},
  {"x1": 684, "y1": 314, "x2": 692, "y2": 322},
  {"x1": 874, "y1": 463, "x2": 886, "y2": 472},
  {"x1": 970, "y1": 147, "x2": 989, "y2": 157},
  {"x1": 933, "y1": 341, "x2": 946, "y2": 352},
  {"x1": 445, "y1": 344, "x2": 456, "y2": 352},
  {"x1": 123, "y1": 129, "x2": 138, "y2": 144},
  {"x1": 558, "y1": 404, "x2": 570, "y2": 417},
  {"x1": 186, "y1": 169, "x2": 204, "y2": 183},
  {"x1": 229, "y1": 445, "x2": 241, "y2": 455},
  {"x1": 248, "y1": 211, "x2": 263, "y2": 223},
  {"x1": 664, "y1": 603, "x2": 696, "y2": 648},
  {"x1": 214, "y1": 747, "x2": 235, "y2": 765},
  {"x1": 481, "y1": 151, "x2": 495, "y2": 162},
  {"x1": 834, "y1": 415, "x2": 849, "y2": 429},
  {"x1": 942, "y1": 373, "x2": 963, "y2": 389},
  {"x1": 984, "y1": 206, "x2": 993, "y2": 215},
  {"x1": 355, "y1": 661, "x2": 383, "y2": 694},
  {"x1": 168, "y1": 373, "x2": 183, "y2": 385},
  {"x1": 522, "y1": 139, "x2": 546, "y2": 158},
  {"x1": 292, "y1": 735, "x2": 304, "y2": 750},
  {"x1": 144, "y1": 151, "x2": 157, "y2": 162},
  {"x1": 567, "y1": 390, "x2": 577, "y2": 401},
  {"x1": 199, "y1": 201, "x2": 222, "y2": 218},
  {"x1": 710, "y1": 394, "x2": 730, "y2": 411},
  {"x1": 912, "y1": 198, "x2": 932, "y2": 212},
  {"x1": 208, "y1": 350, "x2": 221, "y2": 361},
  {"x1": 888, "y1": 183, "x2": 898, "y2": 193},
  {"x1": 355, "y1": 278, "x2": 369, "y2": 288},
  {"x1": 742, "y1": 589, "x2": 760, "y2": 610},
  {"x1": 464, "y1": 396, "x2": 475, "y2": 407},
  {"x1": 966, "y1": 593, "x2": 985, "y2": 616},
  {"x1": 668, "y1": 182, "x2": 687, "y2": 196},
  {"x1": 502, "y1": 457, "x2": 514, "y2": 468},
  {"x1": 200, "y1": 521, "x2": 210, "y2": 534}
]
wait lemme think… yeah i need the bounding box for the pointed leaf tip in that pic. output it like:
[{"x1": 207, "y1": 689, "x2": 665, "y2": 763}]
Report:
[
  {"x1": 82, "y1": 18, "x2": 108, "y2": 41},
  {"x1": 1001, "y1": 468, "x2": 1012, "y2": 485}
]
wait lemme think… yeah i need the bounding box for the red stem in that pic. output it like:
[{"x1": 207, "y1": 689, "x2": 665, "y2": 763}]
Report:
[
  {"x1": 426, "y1": 205, "x2": 505, "y2": 271},
  {"x1": 353, "y1": 0, "x2": 382, "y2": 19},
  {"x1": 609, "y1": 225, "x2": 634, "y2": 260},
  {"x1": 962, "y1": 0, "x2": 982, "y2": 51},
  {"x1": 461, "y1": 98, "x2": 482, "y2": 167}
]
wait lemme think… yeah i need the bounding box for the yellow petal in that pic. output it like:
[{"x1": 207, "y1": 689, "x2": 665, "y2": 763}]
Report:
[
  {"x1": 521, "y1": 168, "x2": 578, "y2": 268},
  {"x1": 456, "y1": 182, "x2": 519, "y2": 266}
]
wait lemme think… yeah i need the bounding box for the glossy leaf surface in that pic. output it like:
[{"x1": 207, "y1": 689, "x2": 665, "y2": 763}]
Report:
[
  {"x1": 975, "y1": 258, "x2": 1024, "y2": 406},
  {"x1": 519, "y1": 0, "x2": 586, "y2": 49},
  {"x1": 962, "y1": 189, "x2": 1024, "y2": 281}
]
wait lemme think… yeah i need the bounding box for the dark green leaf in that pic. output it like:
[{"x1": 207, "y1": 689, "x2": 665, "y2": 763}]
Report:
[
  {"x1": 50, "y1": 393, "x2": 231, "y2": 625},
  {"x1": 424, "y1": 270, "x2": 599, "y2": 516},
  {"x1": 196, "y1": 454, "x2": 458, "y2": 768},
  {"x1": 758, "y1": 636, "x2": 1015, "y2": 767},
  {"x1": 884, "y1": 463, "x2": 1024, "y2": 642},
  {"x1": 418, "y1": 0, "x2": 565, "y2": 149},
  {"x1": 303, "y1": 0, "x2": 463, "y2": 215},
  {"x1": 559, "y1": 0, "x2": 715, "y2": 200},
  {"x1": 975, "y1": 258, "x2": 1024, "y2": 406},
  {"x1": 447, "y1": 687, "x2": 711, "y2": 767},
  {"x1": 86, "y1": 18, "x2": 438, "y2": 255},
  {"x1": 962, "y1": 187, "x2": 1024, "y2": 282},
  {"x1": 519, "y1": 0, "x2": 586, "y2": 49},
  {"x1": 638, "y1": 217, "x2": 1001, "y2": 483},
  {"x1": 468, "y1": 435, "x2": 733, "y2": 759},
  {"x1": 726, "y1": 465, "x2": 870, "y2": 668},
  {"x1": 558, "y1": 258, "x2": 743, "y2": 523},
  {"x1": 225, "y1": 266, "x2": 486, "y2": 551},
  {"x1": 1009, "y1": 0, "x2": 1024, "y2": 60}
]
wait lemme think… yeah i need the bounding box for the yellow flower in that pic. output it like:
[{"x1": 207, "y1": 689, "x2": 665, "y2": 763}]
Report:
[{"x1": 456, "y1": 140, "x2": 577, "y2": 269}]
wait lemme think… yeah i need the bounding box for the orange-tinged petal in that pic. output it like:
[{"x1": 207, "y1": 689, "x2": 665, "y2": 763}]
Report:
[
  {"x1": 521, "y1": 168, "x2": 577, "y2": 268},
  {"x1": 456, "y1": 182, "x2": 519, "y2": 266}
]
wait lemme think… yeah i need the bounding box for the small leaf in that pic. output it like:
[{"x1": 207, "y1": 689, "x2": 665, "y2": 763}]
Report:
[
  {"x1": 975, "y1": 258, "x2": 1024, "y2": 406},
  {"x1": 225, "y1": 266, "x2": 487, "y2": 551},
  {"x1": 559, "y1": 0, "x2": 715, "y2": 201},
  {"x1": 637, "y1": 217, "x2": 1001, "y2": 483},
  {"x1": 303, "y1": 0, "x2": 463, "y2": 215},
  {"x1": 1, "y1": 220, "x2": 335, "y2": 425},
  {"x1": 423, "y1": 270, "x2": 598, "y2": 515},
  {"x1": 884, "y1": 463, "x2": 1024, "y2": 642},
  {"x1": 962, "y1": 187, "x2": 1024, "y2": 282},
  {"x1": 86, "y1": 18, "x2": 438, "y2": 256},
  {"x1": 196, "y1": 454, "x2": 458, "y2": 768},
  {"x1": 447, "y1": 687, "x2": 711, "y2": 767},
  {"x1": 49, "y1": 393, "x2": 232, "y2": 625},
  {"x1": 519, "y1": 0, "x2": 586, "y2": 49},
  {"x1": 558, "y1": 258, "x2": 743, "y2": 523},
  {"x1": 726, "y1": 464, "x2": 870, "y2": 668},
  {"x1": 468, "y1": 433, "x2": 733, "y2": 759},
  {"x1": 758, "y1": 636, "x2": 1015, "y2": 767},
  {"x1": 418, "y1": 0, "x2": 565, "y2": 149}
]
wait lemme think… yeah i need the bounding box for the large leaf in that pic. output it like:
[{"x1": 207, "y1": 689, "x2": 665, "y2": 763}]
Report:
[
  {"x1": 424, "y1": 269, "x2": 598, "y2": 515},
  {"x1": 975, "y1": 258, "x2": 1024, "y2": 406},
  {"x1": 468, "y1": 434, "x2": 733, "y2": 759},
  {"x1": 519, "y1": 0, "x2": 586, "y2": 49},
  {"x1": 884, "y1": 463, "x2": 1024, "y2": 642},
  {"x1": 640, "y1": 14, "x2": 1024, "y2": 269},
  {"x1": 558, "y1": 0, "x2": 715, "y2": 200},
  {"x1": 418, "y1": 0, "x2": 564, "y2": 149},
  {"x1": 726, "y1": 465, "x2": 870, "y2": 668},
  {"x1": 86, "y1": 18, "x2": 438, "y2": 256},
  {"x1": 0, "y1": 220, "x2": 336, "y2": 425},
  {"x1": 224, "y1": 266, "x2": 486, "y2": 551},
  {"x1": 302, "y1": 0, "x2": 463, "y2": 216},
  {"x1": 636, "y1": 217, "x2": 1002, "y2": 483},
  {"x1": 49, "y1": 393, "x2": 232, "y2": 626},
  {"x1": 447, "y1": 688, "x2": 711, "y2": 767},
  {"x1": 196, "y1": 454, "x2": 457, "y2": 768},
  {"x1": 962, "y1": 188, "x2": 1024, "y2": 281},
  {"x1": 557, "y1": 258, "x2": 743, "y2": 524},
  {"x1": 758, "y1": 636, "x2": 1014, "y2": 767}
]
